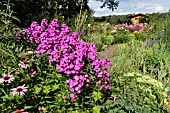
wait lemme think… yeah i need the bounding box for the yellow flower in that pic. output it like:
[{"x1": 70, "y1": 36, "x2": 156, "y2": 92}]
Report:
[
  {"x1": 164, "y1": 98, "x2": 169, "y2": 105},
  {"x1": 133, "y1": 30, "x2": 141, "y2": 34}
]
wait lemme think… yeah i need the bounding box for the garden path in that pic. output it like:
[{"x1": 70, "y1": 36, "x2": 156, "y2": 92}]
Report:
[
  {"x1": 97, "y1": 44, "x2": 116, "y2": 73},
  {"x1": 97, "y1": 44, "x2": 116, "y2": 59}
]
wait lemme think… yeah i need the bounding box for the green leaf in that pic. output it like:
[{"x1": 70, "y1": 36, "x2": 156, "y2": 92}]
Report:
[
  {"x1": 51, "y1": 84, "x2": 59, "y2": 91},
  {"x1": 43, "y1": 85, "x2": 51, "y2": 94},
  {"x1": 92, "y1": 105, "x2": 100, "y2": 113},
  {"x1": 24, "y1": 106, "x2": 34, "y2": 110},
  {"x1": 93, "y1": 91, "x2": 103, "y2": 102},
  {"x1": 34, "y1": 86, "x2": 42, "y2": 94},
  {"x1": 36, "y1": 65, "x2": 41, "y2": 73},
  {"x1": 1, "y1": 88, "x2": 8, "y2": 96}
]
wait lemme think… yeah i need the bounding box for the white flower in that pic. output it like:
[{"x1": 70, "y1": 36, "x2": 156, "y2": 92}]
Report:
[{"x1": 38, "y1": 107, "x2": 46, "y2": 112}]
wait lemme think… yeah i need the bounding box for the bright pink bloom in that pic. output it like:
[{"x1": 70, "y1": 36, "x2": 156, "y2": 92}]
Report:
[
  {"x1": 70, "y1": 93, "x2": 77, "y2": 101},
  {"x1": 62, "y1": 95, "x2": 66, "y2": 100}
]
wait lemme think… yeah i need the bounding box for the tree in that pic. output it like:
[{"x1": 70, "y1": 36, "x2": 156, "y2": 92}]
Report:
[
  {"x1": 99, "y1": 0, "x2": 119, "y2": 11},
  {"x1": 1, "y1": 0, "x2": 119, "y2": 27}
]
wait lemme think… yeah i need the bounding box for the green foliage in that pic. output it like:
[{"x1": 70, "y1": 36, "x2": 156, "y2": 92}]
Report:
[
  {"x1": 0, "y1": 0, "x2": 24, "y2": 69},
  {"x1": 139, "y1": 51, "x2": 160, "y2": 74},
  {"x1": 0, "y1": 9, "x2": 108, "y2": 112},
  {"x1": 74, "y1": 2, "x2": 88, "y2": 33},
  {"x1": 0, "y1": 0, "x2": 19, "y2": 43},
  {"x1": 101, "y1": 73, "x2": 169, "y2": 113},
  {"x1": 103, "y1": 35, "x2": 114, "y2": 45},
  {"x1": 0, "y1": 54, "x2": 72, "y2": 112},
  {"x1": 1, "y1": 1, "x2": 170, "y2": 112},
  {"x1": 163, "y1": 11, "x2": 170, "y2": 51},
  {"x1": 133, "y1": 31, "x2": 151, "y2": 41},
  {"x1": 110, "y1": 39, "x2": 170, "y2": 80},
  {"x1": 112, "y1": 31, "x2": 135, "y2": 44},
  {"x1": 81, "y1": 25, "x2": 108, "y2": 52}
]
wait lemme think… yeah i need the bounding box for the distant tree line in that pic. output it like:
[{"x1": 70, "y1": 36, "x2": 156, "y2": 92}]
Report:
[{"x1": 93, "y1": 11, "x2": 170, "y2": 25}]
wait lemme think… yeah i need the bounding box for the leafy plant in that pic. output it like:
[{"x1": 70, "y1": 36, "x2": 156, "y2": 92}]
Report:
[
  {"x1": 0, "y1": 18, "x2": 111, "y2": 112},
  {"x1": 101, "y1": 73, "x2": 169, "y2": 113}
]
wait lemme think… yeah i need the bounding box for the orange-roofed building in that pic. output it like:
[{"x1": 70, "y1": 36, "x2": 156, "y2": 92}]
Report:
[{"x1": 129, "y1": 13, "x2": 146, "y2": 24}]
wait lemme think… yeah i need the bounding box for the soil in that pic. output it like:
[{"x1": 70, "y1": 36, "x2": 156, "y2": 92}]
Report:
[
  {"x1": 97, "y1": 44, "x2": 116, "y2": 59},
  {"x1": 97, "y1": 44, "x2": 117, "y2": 73}
]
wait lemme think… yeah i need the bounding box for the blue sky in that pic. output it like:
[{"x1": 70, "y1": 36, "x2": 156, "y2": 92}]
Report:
[{"x1": 88, "y1": 0, "x2": 170, "y2": 17}]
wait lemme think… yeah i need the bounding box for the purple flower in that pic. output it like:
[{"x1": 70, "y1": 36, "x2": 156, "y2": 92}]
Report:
[
  {"x1": 0, "y1": 73, "x2": 14, "y2": 83},
  {"x1": 74, "y1": 75, "x2": 79, "y2": 81},
  {"x1": 134, "y1": 24, "x2": 143, "y2": 31},
  {"x1": 77, "y1": 90, "x2": 81, "y2": 93},
  {"x1": 62, "y1": 95, "x2": 66, "y2": 100},
  {"x1": 127, "y1": 25, "x2": 135, "y2": 31},
  {"x1": 70, "y1": 93, "x2": 77, "y2": 101},
  {"x1": 11, "y1": 84, "x2": 28, "y2": 96},
  {"x1": 26, "y1": 18, "x2": 112, "y2": 100}
]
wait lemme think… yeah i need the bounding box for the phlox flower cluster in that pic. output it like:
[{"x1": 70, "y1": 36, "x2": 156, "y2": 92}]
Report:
[
  {"x1": 26, "y1": 18, "x2": 111, "y2": 100},
  {"x1": 90, "y1": 58, "x2": 110, "y2": 90}
]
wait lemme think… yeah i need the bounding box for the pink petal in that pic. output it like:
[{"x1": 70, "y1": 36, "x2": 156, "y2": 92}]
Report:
[{"x1": 0, "y1": 78, "x2": 4, "y2": 83}]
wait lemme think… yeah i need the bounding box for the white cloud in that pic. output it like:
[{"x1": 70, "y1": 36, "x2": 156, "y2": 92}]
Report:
[
  {"x1": 130, "y1": 2, "x2": 165, "y2": 12},
  {"x1": 88, "y1": 0, "x2": 169, "y2": 17},
  {"x1": 113, "y1": 12, "x2": 132, "y2": 15},
  {"x1": 154, "y1": 5, "x2": 164, "y2": 11},
  {"x1": 96, "y1": 7, "x2": 106, "y2": 12}
]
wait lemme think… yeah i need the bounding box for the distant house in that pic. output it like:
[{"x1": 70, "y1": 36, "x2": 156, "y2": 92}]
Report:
[{"x1": 129, "y1": 13, "x2": 146, "y2": 24}]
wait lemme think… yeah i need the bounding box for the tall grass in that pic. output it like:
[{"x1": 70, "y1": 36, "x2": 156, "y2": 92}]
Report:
[
  {"x1": 110, "y1": 39, "x2": 170, "y2": 82},
  {"x1": 0, "y1": 0, "x2": 22, "y2": 70},
  {"x1": 164, "y1": 11, "x2": 170, "y2": 50},
  {"x1": 74, "y1": 2, "x2": 88, "y2": 34}
]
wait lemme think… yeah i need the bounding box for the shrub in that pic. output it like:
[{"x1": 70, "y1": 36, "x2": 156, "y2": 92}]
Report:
[
  {"x1": 101, "y1": 73, "x2": 170, "y2": 113},
  {"x1": 0, "y1": 18, "x2": 111, "y2": 112}
]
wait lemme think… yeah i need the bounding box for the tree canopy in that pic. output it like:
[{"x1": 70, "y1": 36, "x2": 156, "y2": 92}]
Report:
[{"x1": 1, "y1": 0, "x2": 119, "y2": 27}]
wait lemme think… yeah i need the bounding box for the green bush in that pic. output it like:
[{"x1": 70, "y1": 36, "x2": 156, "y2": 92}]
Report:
[
  {"x1": 0, "y1": 16, "x2": 111, "y2": 112},
  {"x1": 111, "y1": 27, "x2": 135, "y2": 44},
  {"x1": 138, "y1": 51, "x2": 160, "y2": 74},
  {"x1": 163, "y1": 11, "x2": 170, "y2": 51},
  {"x1": 101, "y1": 73, "x2": 169, "y2": 113}
]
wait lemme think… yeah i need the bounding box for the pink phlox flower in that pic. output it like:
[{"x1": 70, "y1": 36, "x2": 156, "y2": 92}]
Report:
[
  {"x1": 62, "y1": 95, "x2": 67, "y2": 100},
  {"x1": 70, "y1": 93, "x2": 77, "y2": 101}
]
